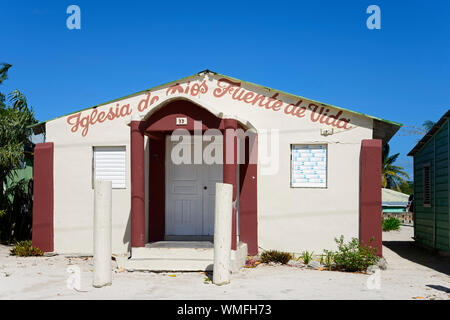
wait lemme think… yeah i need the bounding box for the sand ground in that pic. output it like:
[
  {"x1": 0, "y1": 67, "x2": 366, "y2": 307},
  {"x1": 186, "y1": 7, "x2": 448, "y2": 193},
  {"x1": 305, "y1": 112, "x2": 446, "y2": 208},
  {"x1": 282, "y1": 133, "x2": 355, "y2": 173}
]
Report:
[{"x1": 0, "y1": 225, "x2": 449, "y2": 300}]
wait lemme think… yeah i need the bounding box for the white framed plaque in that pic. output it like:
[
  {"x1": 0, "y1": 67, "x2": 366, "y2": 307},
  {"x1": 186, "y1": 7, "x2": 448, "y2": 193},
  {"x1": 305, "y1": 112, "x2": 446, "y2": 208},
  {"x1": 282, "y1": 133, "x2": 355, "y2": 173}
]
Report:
[
  {"x1": 291, "y1": 144, "x2": 327, "y2": 188},
  {"x1": 176, "y1": 117, "x2": 187, "y2": 125}
]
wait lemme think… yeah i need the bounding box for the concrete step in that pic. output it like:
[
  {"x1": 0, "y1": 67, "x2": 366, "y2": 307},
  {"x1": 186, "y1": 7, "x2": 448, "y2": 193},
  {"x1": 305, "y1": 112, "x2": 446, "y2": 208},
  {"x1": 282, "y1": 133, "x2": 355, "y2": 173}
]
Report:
[
  {"x1": 116, "y1": 241, "x2": 248, "y2": 272},
  {"x1": 121, "y1": 257, "x2": 214, "y2": 272},
  {"x1": 131, "y1": 241, "x2": 214, "y2": 260}
]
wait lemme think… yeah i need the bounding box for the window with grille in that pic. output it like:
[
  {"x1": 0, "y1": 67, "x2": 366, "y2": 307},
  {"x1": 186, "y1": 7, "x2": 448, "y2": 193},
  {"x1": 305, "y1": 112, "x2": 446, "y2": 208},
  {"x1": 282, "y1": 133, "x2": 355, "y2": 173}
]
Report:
[
  {"x1": 93, "y1": 146, "x2": 126, "y2": 189},
  {"x1": 423, "y1": 164, "x2": 431, "y2": 206},
  {"x1": 291, "y1": 144, "x2": 327, "y2": 188}
]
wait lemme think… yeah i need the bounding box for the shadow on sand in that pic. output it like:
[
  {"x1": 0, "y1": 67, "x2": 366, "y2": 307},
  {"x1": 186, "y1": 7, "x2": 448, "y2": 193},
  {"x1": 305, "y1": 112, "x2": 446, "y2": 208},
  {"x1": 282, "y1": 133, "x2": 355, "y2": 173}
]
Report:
[{"x1": 383, "y1": 239, "x2": 450, "y2": 276}]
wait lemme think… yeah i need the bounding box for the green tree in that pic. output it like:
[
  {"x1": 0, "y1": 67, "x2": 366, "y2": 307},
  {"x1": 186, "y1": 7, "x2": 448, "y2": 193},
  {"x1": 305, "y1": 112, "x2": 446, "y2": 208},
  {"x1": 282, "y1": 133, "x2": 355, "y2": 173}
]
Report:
[
  {"x1": 422, "y1": 120, "x2": 435, "y2": 132},
  {"x1": 0, "y1": 63, "x2": 36, "y2": 242},
  {"x1": 0, "y1": 63, "x2": 12, "y2": 108},
  {"x1": 399, "y1": 120, "x2": 436, "y2": 137},
  {"x1": 399, "y1": 180, "x2": 414, "y2": 195},
  {"x1": 382, "y1": 144, "x2": 410, "y2": 192}
]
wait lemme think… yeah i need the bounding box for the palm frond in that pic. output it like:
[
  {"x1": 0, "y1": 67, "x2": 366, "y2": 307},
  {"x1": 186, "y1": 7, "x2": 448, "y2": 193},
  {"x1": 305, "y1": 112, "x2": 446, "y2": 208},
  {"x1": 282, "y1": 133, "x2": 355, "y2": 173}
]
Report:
[
  {"x1": 422, "y1": 120, "x2": 435, "y2": 132},
  {"x1": 382, "y1": 143, "x2": 410, "y2": 192},
  {"x1": 0, "y1": 63, "x2": 12, "y2": 85},
  {"x1": 385, "y1": 153, "x2": 400, "y2": 165}
]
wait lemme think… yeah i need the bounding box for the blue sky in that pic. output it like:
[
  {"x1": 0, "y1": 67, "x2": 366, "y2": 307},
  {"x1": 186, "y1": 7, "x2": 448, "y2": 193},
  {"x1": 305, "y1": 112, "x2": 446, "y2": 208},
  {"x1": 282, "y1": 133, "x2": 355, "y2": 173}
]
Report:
[{"x1": 1, "y1": 0, "x2": 449, "y2": 176}]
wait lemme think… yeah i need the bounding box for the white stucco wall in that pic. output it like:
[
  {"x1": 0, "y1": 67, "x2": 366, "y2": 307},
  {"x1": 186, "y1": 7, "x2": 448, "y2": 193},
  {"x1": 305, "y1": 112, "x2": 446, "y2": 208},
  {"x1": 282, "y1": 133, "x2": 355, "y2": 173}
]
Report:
[{"x1": 45, "y1": 73, "x2": 373, "y2": 255}]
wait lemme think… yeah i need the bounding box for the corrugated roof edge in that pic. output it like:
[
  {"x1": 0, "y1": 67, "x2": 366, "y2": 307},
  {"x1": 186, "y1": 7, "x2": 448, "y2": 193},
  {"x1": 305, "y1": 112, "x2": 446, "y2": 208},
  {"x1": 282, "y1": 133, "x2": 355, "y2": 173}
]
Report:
[
  {"x1": 382, "y1": 202, "x2": 409, "y2": 207},
  {"x1": 408, "y1": 109, "x2": 450, "y2": 157},
  {"x1": 28, "y1": 69, "x2": 403, "y2": 129}
]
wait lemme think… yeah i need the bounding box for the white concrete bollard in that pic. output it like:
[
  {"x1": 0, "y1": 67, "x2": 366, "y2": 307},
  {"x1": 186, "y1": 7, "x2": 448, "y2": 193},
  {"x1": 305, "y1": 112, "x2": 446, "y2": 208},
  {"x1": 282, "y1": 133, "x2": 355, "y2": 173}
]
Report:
[
  {"x1": 93, "y1": 180, "x2": 112, "y2": 288},
  {"x1": 213, "y1": 183, "x2": 233, "y2": 286}
]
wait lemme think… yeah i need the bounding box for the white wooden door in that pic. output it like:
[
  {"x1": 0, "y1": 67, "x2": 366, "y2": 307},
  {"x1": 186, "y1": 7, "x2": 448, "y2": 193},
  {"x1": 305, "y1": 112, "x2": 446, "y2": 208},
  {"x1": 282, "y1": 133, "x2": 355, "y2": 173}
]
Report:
[{"x1": 165, "y1": 136, "x2": 223, "y2": 236}]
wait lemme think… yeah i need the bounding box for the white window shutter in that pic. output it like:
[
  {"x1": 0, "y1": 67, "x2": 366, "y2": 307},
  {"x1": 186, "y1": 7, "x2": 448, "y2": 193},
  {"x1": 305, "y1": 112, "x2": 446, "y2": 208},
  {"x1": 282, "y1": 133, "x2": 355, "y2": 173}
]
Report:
[{"x1": 93, "y1": 146, "x2": 126, "y2": 189}]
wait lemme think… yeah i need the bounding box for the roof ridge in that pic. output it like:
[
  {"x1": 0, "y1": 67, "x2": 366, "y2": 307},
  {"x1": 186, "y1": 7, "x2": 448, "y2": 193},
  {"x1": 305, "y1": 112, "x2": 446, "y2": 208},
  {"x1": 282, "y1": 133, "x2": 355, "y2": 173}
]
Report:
[{"x1": 30, "y1": 70, "x2": 402, "y2": 130}]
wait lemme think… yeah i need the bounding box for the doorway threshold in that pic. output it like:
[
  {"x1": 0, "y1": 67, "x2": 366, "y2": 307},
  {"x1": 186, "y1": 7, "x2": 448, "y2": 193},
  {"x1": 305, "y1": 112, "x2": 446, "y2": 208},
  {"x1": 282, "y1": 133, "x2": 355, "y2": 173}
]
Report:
[{"x1": 164, "y1": 235, "x2": 214, "y2": 242}]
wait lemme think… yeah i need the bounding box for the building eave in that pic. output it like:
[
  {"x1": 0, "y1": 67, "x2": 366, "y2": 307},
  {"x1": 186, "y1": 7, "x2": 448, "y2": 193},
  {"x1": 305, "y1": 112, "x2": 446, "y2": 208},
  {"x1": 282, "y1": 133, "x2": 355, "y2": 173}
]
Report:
[{"x1": 408, "y1": 109, "x2": 450, "y2": 157}]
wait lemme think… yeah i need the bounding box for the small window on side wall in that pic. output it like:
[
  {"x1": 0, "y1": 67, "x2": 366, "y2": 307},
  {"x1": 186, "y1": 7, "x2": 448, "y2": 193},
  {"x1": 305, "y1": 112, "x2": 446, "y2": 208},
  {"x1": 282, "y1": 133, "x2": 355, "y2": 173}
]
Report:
[
  {"x1": 93, "y1": 146, "x2": 126, "y2": 189},
  {"x1": 291, "y1": 144, "x2": 327, "y2": 188},
  {"x1": 423, "y1": 164, "x2": 431, "y2": 207}
]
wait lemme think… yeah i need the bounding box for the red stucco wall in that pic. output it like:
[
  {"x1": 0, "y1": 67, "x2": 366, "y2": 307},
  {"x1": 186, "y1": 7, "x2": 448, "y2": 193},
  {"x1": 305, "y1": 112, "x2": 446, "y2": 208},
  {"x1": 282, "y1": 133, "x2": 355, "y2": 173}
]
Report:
[
  {"x1": 360, "y1": 139, "x2": 382, "y2": 257},
  {"x1": 32, "y1": 142, "x2": 54, "y2": 252}
]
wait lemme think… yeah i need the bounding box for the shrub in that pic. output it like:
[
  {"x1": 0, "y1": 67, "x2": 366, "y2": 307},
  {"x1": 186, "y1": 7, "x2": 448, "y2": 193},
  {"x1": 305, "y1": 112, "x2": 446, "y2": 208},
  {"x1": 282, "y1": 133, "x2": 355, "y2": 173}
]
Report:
[
  {"x1": 0, "y1": 179, "x2": 33, "y2": 243},
  {"x1": 300, "y1": 250, "x2": 314, "y2": 265},
  {"x1": 260, "y1": 250, "x2": 292, "y2": 264},
  {"x1": 323, "y1": 250, "x2": 334, "y2": 271},
  {"x1": 332, "y1": 236, "x2": 379, "y2": 272},
  {"x1": 10, "y1": 240, "x2": 43, "y2": 257},
  {"x1": 382, "y1": 217, "x2": 401, "y2": 231}
]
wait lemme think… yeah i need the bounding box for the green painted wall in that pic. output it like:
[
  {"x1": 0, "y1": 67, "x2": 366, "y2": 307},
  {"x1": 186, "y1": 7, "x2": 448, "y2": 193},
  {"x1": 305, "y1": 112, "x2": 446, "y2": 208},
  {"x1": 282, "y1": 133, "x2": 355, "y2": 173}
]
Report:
[{"x1": 413, "y1": 120, "x2": 450, "y2": 252}]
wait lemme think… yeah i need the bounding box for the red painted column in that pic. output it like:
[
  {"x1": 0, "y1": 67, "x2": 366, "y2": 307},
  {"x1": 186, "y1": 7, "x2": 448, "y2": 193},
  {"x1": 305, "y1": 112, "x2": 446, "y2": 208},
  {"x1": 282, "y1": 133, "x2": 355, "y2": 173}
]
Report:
[
  {"x1": 360, "y1": 139, "x2": 382, "y2": 257},
  {"x1": 130, "y1": 121, "x2": 145, "y2": 247},
  {"x1": 32, "y1": 142, "x2": 54, "y2": 252},
  {"x1": 223, "y1": 119, "x2": 238, "y2": 250},
  {"x1": 239, "y1": 134, "x2": 258, "y2": 255},
  {"x1": 148, "y1": 136, "x2": 165, "y2": 242}
]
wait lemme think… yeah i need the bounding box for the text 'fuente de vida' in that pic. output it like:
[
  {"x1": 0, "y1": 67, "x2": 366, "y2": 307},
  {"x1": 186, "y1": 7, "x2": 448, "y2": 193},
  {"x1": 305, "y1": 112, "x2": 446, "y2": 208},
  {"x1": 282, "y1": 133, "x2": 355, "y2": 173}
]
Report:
[{"x1": 67, "y1": 78, "x2": 354, "y2": 137}]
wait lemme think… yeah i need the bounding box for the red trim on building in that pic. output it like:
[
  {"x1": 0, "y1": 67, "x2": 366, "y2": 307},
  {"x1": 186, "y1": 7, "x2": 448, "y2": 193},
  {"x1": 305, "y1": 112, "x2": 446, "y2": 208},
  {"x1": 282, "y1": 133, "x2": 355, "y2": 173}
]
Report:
[
  {"x1": 239, "y1": 134, "x2": 258, "y2": 255},
  {"x1": 32, "y1": 142, "x2": 54, "y2": 252},
  {"x1": 132, "y1": 99, "x2": 258, "y2": 251},
  {"x1": 223, "y1": 119, "x2": 238, "y2": 250},
  {"x1": 140, "y1": 100, "x2": 223, "y2": 133},
  {"x1": 130, "y1": 121, "x2": 146, "y2": 247},
  {"x1": 360, "y1": 139, "x2": 382, "y2": 257},
  {"x1": 148, "y1": 134, "x2": 166, "y2": 241}
]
